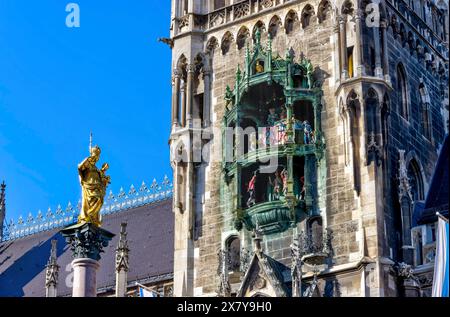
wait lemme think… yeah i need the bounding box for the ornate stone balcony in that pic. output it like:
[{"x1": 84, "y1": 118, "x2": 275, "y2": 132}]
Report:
[
  {"x1": 296, "y1": 228, "x2": 332, "y2": 265},
  {"x1": 238, "y1": 198, "x2": 307, "y2": 234}
]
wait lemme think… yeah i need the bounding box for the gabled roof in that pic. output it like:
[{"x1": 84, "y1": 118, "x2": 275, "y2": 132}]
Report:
[
  {"x1": 0, "y1": 199, "x2": 173, "y2": 297},
  {"x1": 237, "y1": 251, "x2": 290, "y2": 297},
  {"x1": 416, "y1": 135, "x2": 449, "y2": 225}
]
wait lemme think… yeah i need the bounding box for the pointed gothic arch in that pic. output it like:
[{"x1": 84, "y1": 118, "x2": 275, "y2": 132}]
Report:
[
  {"x1": 237, "y1": 26, "x2": 250, "y2": 50},
  {"x1": 221, "y1": 31, "x2": 234, "y2": 55},
  {"x1": 206, "y1": 36, "x2": 219, "y2": 55},
  {"x1": 301, "y1": 4, "x2": 316, "y2": 29},
  {"x1": 341, "y1": 0, "x2": 354, "y2": 16},
  {"x1": 252, "y1": 20, "x2": 267, "y2": 42},
  {"x1": 284, "y1": 10, "x2": 299, "y2": 35},
  {"x1": 268, "y1": 15, "x2": 282, "y2": 38},
  {"x1": 396, "y1": 63, "x2": 409, "y2": 120},
  {"x1": 317, "y1": 0, "x2": 332, "y2": 23}
]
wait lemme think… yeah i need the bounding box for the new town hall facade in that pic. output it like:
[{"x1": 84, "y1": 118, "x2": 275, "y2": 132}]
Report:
[
  {"x1": 168, "y1": 0, "x2": 449, "y2": 297},
  {"x1": 0, "y1": 0, "x2": 449, "y2": 297}
]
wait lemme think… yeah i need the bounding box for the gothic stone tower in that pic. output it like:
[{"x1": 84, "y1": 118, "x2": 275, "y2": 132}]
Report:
[{"x1": 168, "y1": 0, "x2": 449, "y2": 297}]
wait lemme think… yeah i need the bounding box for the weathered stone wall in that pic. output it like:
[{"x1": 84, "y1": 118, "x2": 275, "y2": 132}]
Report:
[{"x1": 170, "y1": 0, "x2": 449, "y2": 297}]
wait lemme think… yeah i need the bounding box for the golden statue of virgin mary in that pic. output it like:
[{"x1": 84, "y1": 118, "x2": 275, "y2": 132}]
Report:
[{"x1": 77, "y1": 141, "x2": 110, "y2": 227}]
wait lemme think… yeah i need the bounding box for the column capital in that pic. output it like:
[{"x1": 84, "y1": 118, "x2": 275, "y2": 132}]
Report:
[
  {"x1": 355, "y1": 9, "x2": 364, "y2": 20},
  {"x1": 173, "y1": 69, "x2": 181, "y2": 78},
  {"x1": 187, "y1": 63, "x2": 196, "y2": 74},
  {"x1": 338, "y1": 15, "x2": 347, "y2": 24},
  {"x1": 61, "y1": 222, "x2": 115, "y2": 262}
]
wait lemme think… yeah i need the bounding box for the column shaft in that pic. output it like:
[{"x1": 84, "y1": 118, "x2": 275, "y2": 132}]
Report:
[
  {"x1": 72, "y1": 258, "x2": 100, "y2": 297},
  {"x1": 186, "y1": 64, "x2": 195, "y2": 127},
  {"x1": 172, "y1": 72, "x2": 180, "y2": 126},
  {"x1": 203, "y1": 71, "x2": 211, "y2": 127},
  {"x1": 339, "y1": 16, "x2": 349, "y2": 79}
]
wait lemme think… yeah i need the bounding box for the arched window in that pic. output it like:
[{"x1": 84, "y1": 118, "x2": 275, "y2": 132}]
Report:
[
  {"x1": 419, "y1": 80, "x2": 432, "y2": 141},
  {"x1": 317, "y1": 0, "x2": 332, "y2": 23},
  {"x1": 408, "y1": 160, "x2": 425, "y2": 201},
  {"x1": 236, "y1": 27, "x2": 250, "y2": 50},
  {"x1": 226, "y1": 236, "x2": 241, "y2": 272},
  {"x1": 268, "y1": 16, "x2": 282, "y2": 38},
  {"x1": 221, "y1": 32, "x2": 233, "y2": 55},
  {"x1": 396, "y1": 64, "x2": 409, "y2": 120},
  {"x1": 307, "y1": 216, "x2": 323, "y2": 250},
  {"x1": 301, "y1": 5, "x2": 315, "y2": 29},
  {"x1": 214, "y1": 0, "x2": 226, "y2": 10},
  {"x1": 285, "y1": 10, "x2": 299, "y2": 35}
]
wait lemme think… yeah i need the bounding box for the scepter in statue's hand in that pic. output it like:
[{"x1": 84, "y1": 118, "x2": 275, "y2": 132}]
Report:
[{"x1": 101, "y1": 163, "x2": 111, "y2": 186}]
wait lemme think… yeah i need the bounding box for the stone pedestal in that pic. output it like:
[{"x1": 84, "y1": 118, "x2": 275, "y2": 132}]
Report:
[
  {"x1": 72, "y1": 258, "x2": 100, "y2": 297},
  {"x1": 61, "y1": 222, "x2": 115, "y2": 297}
]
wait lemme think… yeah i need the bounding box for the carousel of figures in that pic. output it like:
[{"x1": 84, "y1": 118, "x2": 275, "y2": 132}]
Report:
[
  {"x1": 246, "y1": 166, "x2": 306, "y2": 206},
  {"x1": 260, "y1": 106, "x2": 315, "y2": 148},
  {"x1": 77, "y1": 136, "x2": 111, "y2": 227},
  {"x1": 247, "y1": 171, "x2": 257, "y2": 207}
]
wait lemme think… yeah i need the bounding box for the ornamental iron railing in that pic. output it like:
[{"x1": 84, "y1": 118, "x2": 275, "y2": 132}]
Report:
[{"x1": 1, "y1": 176, "x2": 173, "y2": 242}]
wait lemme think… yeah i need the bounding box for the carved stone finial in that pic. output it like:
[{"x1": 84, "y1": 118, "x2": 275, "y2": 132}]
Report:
[
  {"x1": 45, "y1": 240, "x2": 59, "y2": 295},
  {"x1": 116, "y1": 223, "x2": 130, "y2": 273},
  {"x1": 398, "y1": 150, "x2": 412, "y2": 201},
  {"x1": 367, "y1": 132, "x2": 382, "y2": 165},
  {"x1": 216, "y1": 249, "x2": 231, "y2": 297},
  {"x1": 252, "y1": 224, "x2": 263, "y2": 253}
]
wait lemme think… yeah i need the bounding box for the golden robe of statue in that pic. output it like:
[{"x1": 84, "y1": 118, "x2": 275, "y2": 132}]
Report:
[{"x1": 78, "y1": 145, "x2": 110, "y2": 227}]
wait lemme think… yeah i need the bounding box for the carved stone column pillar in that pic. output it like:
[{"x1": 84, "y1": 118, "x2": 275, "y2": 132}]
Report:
[
  {"x1": 397, "y1": 150, "x2": 414, "y2": 264},
  {"x1": 186, "y1": 64, "x2": 195, "y2": 127},
  {"x1": 373, "y1": 25, "x2": 383, "y2": 78},
  {"x1": 115, "y1": 223, "x2": 130, "y2": 297},
  {"x1": 202, "y1": 68, "x2": 212, "y2": 128},
  {"x1": 180, "y1": 81, "x2": 186, "y2": 127},
  {"x1": 380, "y1": 20, "x2": 391, "y2": 83},
  {"x1": 304, "y1": 154, "x2": 316, "y2": 210},
  {"x1": 172, "y1": 70, "x2": 180, "y2": 127},
  {"x1": 333, "y1": 22, "x2": 341, "y2": 83},
  {"x1": 354, "y1": 9, "x2": 365, "y2": 76},
  {"x1": 45, "y1": 240, "x2": 59, "y2": 298},
  {"x1": 339, "y1": 15, "x2": 349, "y2": 79},
  {"x1": 61, "y1": 223, "x2": 115, "y2": 297}
]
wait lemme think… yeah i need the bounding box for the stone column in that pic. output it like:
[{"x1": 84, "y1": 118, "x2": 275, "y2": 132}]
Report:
[
  {"x1": 186, "y1": 63, "x2": 195, "y2": 128},
  {"x1": 172, "y1": 70, "x2": 181, "y2": 127},
  {"x1": 180, "y1": 81, "x2": 186, "y2": 127},
  {"x1": 339, "y1": 15, "x2": 349, "y2": 79},
  {"x1": 61, "y1": 222, "x2": 115, "y2": 297},
  {"x1": 115, "y1": 223, "x2": 130, "y2": 297},
  {"x1": 373, "y1": 26, "x2": 383, "y2": 78},
  {"x1": 380, "y1": 20, "x2": 391, "y2": 83},
  {"x1": 202, "y1": 68, "x2": 212, "y2": 128},
  {"x1": 45, "y1": 239, "x2": 59, "y2": 297},
  {"x1": 354, "y1": 9, "x2": 365, "y2": 76},
  {"x1": 333, "y1": 22, "x2": 341, "y2": 83},
  {"x1": 304, "y1": 154, "x2": 315, "y2": 210},
  {"x1": 397, "y1": 150, "x2": 413, "y2": 264}
]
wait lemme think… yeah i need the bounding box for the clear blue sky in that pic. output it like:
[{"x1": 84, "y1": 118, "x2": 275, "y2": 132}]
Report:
[{"x1": 0, "y1": 1, "x2": 172, "y2": 223}]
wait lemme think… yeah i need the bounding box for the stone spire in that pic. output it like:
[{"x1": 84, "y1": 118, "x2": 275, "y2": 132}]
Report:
[
  {"x1": 115, "y1": 223, "x2": 130, "y2": 297},
  {"x1": 45, "y1": 239, "x2": 59, "y2": 297},
  {"x1": 0, "y1": 181, "x2": 6, "y2": 239}
]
